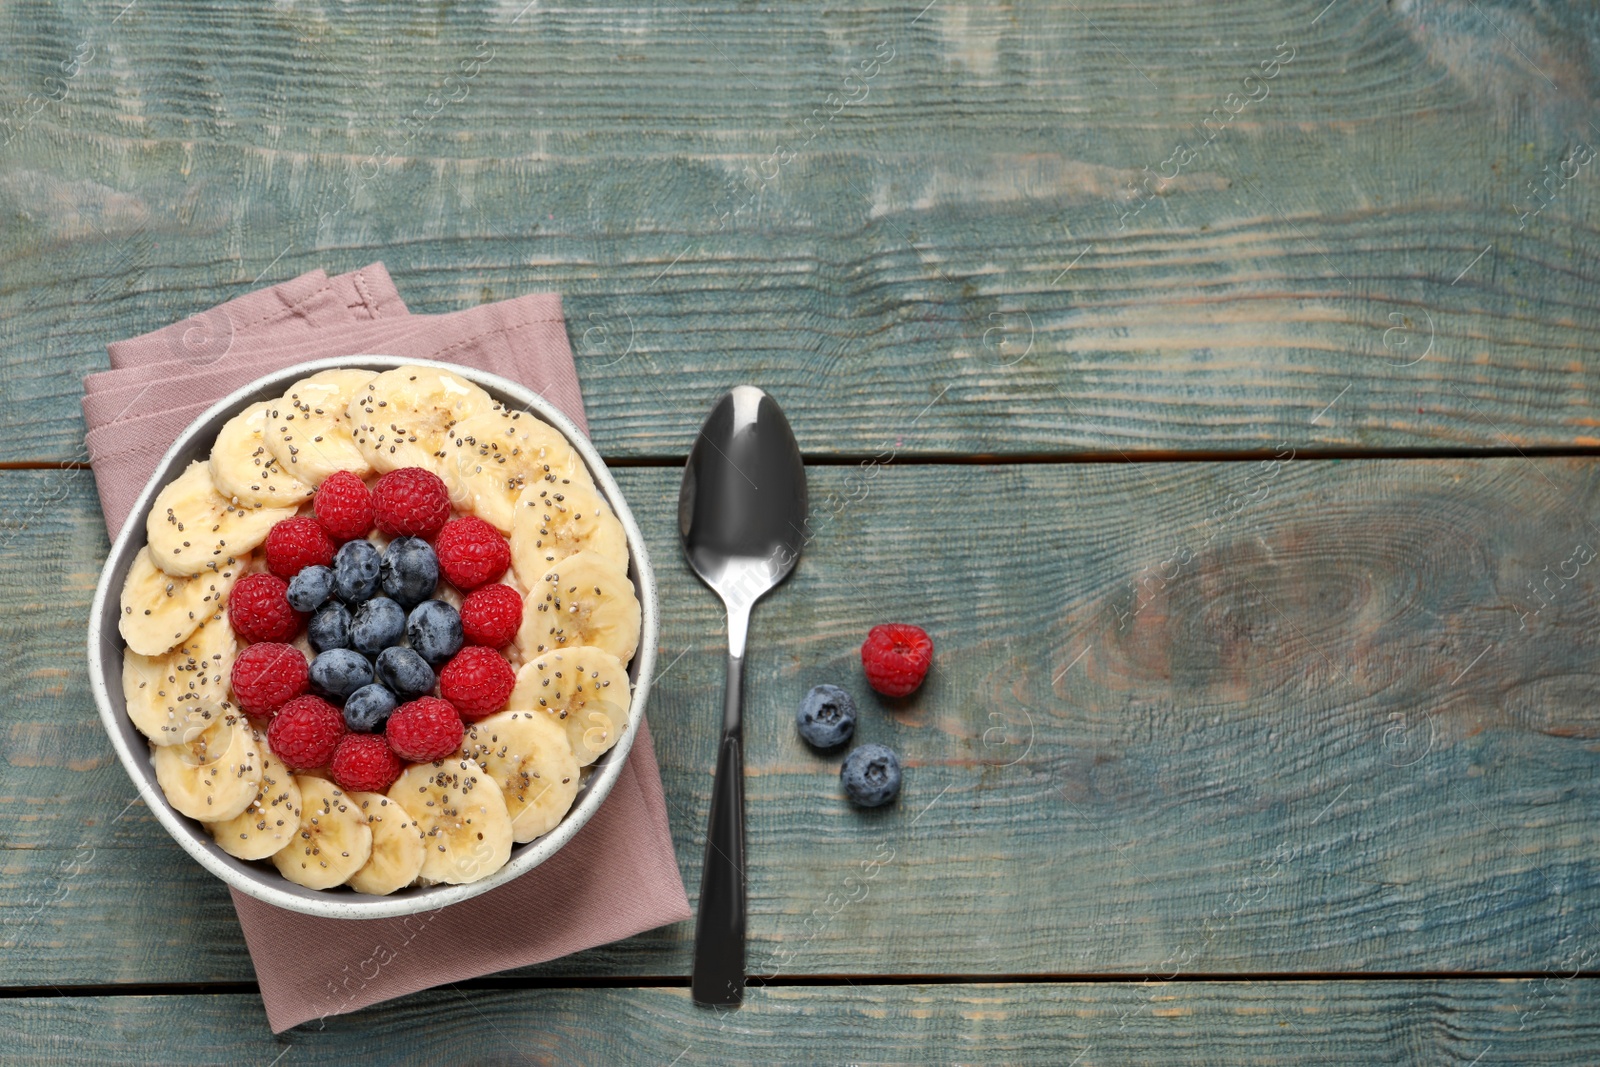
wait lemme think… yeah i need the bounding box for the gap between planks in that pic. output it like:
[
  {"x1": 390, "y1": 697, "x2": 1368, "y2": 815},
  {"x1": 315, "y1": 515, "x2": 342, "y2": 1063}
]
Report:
[
  {"x1": 6, "y1": 445, "x2": 1600, "y2": 473},
  {"x1": 9, "y1": 971, "x2": 1600, "y2": 1000}
]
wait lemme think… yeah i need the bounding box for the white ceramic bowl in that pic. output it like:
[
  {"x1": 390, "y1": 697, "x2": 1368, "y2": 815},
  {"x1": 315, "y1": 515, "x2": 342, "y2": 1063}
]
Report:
[{"x1": 86, "y1": 356, "x2": 658, "y2": 920}]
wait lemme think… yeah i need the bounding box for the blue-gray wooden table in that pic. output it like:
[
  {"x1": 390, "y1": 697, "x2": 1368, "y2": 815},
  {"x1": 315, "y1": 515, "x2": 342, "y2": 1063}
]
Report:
[{"x1": 5, "y1": 0, "x2": 1600, "y2": 1062}]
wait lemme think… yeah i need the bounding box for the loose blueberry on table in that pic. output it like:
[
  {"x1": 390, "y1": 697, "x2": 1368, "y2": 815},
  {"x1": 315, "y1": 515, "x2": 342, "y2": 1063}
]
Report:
[
  {"x1": 796, "y1": 684, "x2": 857, "y2": 749},
  {"x1": 841, "y1": 744, "x2": 903, "y2": 808}
]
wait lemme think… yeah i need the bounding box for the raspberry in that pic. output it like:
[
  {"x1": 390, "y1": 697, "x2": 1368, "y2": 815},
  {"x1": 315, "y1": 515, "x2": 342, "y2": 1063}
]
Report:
[
  {"x1": 267, "y1": 694, "x2": 346, "y2": 770},
  {"x1": 230, "y1": 573, "x2": 306, "y2": 643},
  {"x1": 860, "y1": 623, "x2": 933, "y2": 698},
  {"x1": 386, "y1": 696, "x2": 464, "y2": 762},
  {"x1": 435, "y1": 516, "x2": 511, "y2": 591},
  {"x1": 460, "y1": 583, "x2": 522, "y2": 648},
  {"x1": 329, "y1": 733, "x2": 403, "y2": 792},
  {"x1": 371, "y1": 468, "x2": 450, "y2": 539},
  {"x1": 314, "y1": 470, "x2": 375, "y2": 542},
  {"x1": 229, "y1": 642, "x2": 309, "y2": 716},
  {"x1": 264, "y1": 516, "x2": 336, "y2": 578},
  {"x1": 438, "y1": 646, "x2": 516, "y2": 719}
]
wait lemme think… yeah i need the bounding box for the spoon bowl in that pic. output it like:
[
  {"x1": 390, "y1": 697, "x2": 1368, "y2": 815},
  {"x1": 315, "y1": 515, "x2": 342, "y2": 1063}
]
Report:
[{"x1": 680, "y1": 386, "x2": 808, "y2": 648}]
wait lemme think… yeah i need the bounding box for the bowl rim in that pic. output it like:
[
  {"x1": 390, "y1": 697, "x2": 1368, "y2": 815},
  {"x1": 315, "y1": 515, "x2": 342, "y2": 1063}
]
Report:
[{"x1": 86, "y1": 355, "x2": 659, "y2": 920}]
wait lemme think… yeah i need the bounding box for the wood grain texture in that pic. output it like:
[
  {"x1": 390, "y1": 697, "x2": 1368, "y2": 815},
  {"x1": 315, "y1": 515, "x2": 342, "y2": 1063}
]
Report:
[
  {"x1": 3, "y1": 982, "x2": 1597, "y2": 1062},
  {"x1": 2, "y1": 0, "x2": 1600, "y2": 462},
  {"x1": 7, "y1": 459, "x2": 1600, "y2": 986}
]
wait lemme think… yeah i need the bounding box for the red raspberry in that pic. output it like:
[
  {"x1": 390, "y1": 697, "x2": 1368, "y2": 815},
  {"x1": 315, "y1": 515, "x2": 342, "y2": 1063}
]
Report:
[
  {"x1": 438, "y1": 646, "x2": 516, "y2": 719},
  {"x1": 386, "y1": 696, "x2": 464, "y2": 762},
  {"x1": 264, "y1": 516, "x2": 336, "y2": 578},
  {"x1": 314, "y1": 470, "x2": 375, "y2": 542},
  {"x1": 435, "y1": 516, "x2": 511, "y2": 590},
  {"x1": 460, "y1": 583, "x2": 522, "y2": 648},
  {"x1": 371, "y1": 468, "x2": 450, "y2": 539},
  {"x1": 230, "y1": 573, "x2": 306, "y2": 643},
  {"x1": 329, "y1": 733, "x2": 403, "y2": 792},
  {"x1": 267, "y1": 694, "x2": 346, "y2": 770},
  {"x1": 229, "y1": 641, "x2": 309, "y2": 716},
  {"x1": 860, "y1": 623, "x2": 933, "y2": 698}
]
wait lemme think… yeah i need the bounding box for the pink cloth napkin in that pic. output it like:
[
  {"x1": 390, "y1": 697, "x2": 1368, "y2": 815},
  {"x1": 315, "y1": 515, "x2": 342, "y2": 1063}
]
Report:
[{"x1": 84, "y1": 263, "x2": 690, "y2": 1032}]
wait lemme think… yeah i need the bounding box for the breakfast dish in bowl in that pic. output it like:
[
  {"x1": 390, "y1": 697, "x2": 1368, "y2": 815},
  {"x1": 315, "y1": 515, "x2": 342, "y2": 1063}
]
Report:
[{"x1": 92, "y1": 359, "x2": 654, "y2": 914}]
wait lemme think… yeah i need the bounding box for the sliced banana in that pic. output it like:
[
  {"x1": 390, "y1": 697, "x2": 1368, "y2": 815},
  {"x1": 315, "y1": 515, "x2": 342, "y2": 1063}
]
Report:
[
  {"x1": 271, "y1": 777, "x2": 373, "y2": 890},
  {"x1": 507, "y1": 646, "x2": 630, "y2": 767},
  {"x1": 460, "y1": 710, "x2": 581, "y2": 843},
  {"x1": 146, "y1": 461, "x2": 294, "y2": 576},
  {"x1": 209, "y1": 402, "x2": 316, "y2": 508},
  {"x1": 151, "y1": 713, "x2": 263, "y2": 822},
  {"x1": 206, "y1": 747, "x2": 303, "y2": 860},
  {"x1": 516, "y1": 551, "x2": 641, "y2": 666},
  {"x1": 387, "y1": 758, "x2": 514, "y2": 885},
  {"x1": 346, "y1": 364, "x2": 497, "y2": 475},
  {"x1": 118, "y1": 545, "x2": 246, "y2": 656},
  {"x1": 439, "y1": 409, "x2": 594, "y2": 534},
  {"x1": 345, "y1": 791, "x2": 427, "y2": 895},
  {"x1": 123, "y1": 607, "x2": 237, "y2": 746},
  {"x1": 510, "y1": 478, "x2": 628, "y2": 584},
  {"x1": 261, "y1": 368, "x2": 377, "y2": 484}
]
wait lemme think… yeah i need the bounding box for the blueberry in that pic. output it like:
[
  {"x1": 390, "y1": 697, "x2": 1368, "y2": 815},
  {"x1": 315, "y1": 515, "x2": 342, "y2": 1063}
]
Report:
[
  {"x1": 375, "y1": 645, "x2": 435, "y2": 698},
  {"x1": 286, "y1": 564, "x2": 334, "y2": 613},
  {"x1": 350, "y1": 596, "x2": 406, "y2": 656},
  {"x1": 309, "y1": 648, "x2": 374, "y2": 701},
  {"x1": 381, "y1": 536, "x2": 439, "y2": 610},
  {"x1": 343, "y1": 683, "x2": 398, "y2": 732},
  {"x1": 307, "y1": 602, "x2": 352, "y2": 652},
  {"x1": 406, "y1": 599, "x2": 464, "y2": 667},
  {"x1": 840, "y1": 744, "x2": 902, "y2": 808},
  {"x1": 796, "y1": 684, "x2": 856, "y2": 749},
  {"x1": 333, "y1": 539, "x2": 381, "y2": 605}
]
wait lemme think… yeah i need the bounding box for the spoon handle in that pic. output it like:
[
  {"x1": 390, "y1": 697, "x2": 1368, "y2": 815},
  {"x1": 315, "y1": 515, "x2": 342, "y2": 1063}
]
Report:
[{"x1": 692, "y1": 650, "x2": 746, "y2": 1007}]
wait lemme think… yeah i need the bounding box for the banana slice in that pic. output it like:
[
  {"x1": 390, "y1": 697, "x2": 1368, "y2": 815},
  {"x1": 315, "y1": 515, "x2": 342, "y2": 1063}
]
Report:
[
  {"x1": 460, "y1": 710, "x2": 581, "y2": 843},
  {"x1": 118, "y1": 545, "x2": 246, "y2": 656},
  {"x1": 345, "y1": 791, "x2": 426, "y2": 895},
  {"x1": 510, "y1": 478, "x2": 628, "y2": 584},
  {"x1": 346, "y1": 365, "x2": 497, "y2": 475},
  {"x1": 123, "y1": 607, "x2": 237, "y2": 746},
  {"x1": 151, "y1": 713, "x2": 263, "y2": 822},
  {"x1": 209, "y1": 402, "x2": 316, "y2": 508},
  {"x1": 261, "y1": 369, "x2": 377, "y2": 484},
  {"x1": 516, "y1": 551, "x2": 641, "y2": 666},
  {"x1": 206, "y1": 747, "x2": 303, "y2": 860},
  {"x1": 271, "y1": 777, "x2": 373, "y2": 890},
  {"x1": 146, "y1": 461, "x2": 294, "y2": 576},
  {"x1": 439, "y1": 409, "x2": 594, "y2": 534},
  {"x1": 507, "y1": 646, "x2": 630, "y2": 767},
  {"x1": 387, "y1": 758, "x2": 513, "y2": 885}
]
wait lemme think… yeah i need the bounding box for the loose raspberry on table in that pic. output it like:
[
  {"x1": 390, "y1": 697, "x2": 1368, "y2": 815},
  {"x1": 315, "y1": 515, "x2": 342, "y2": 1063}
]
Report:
[
  {"x1": 434, "y1": 516, "x2": 510, "y2": 591},
  {"x1": 386, "y1": 696, "x2": 465, "y2": 762},
  {"x1": 329, "y1": 733, "x2": 403, "y2": 793},
  {"x1": 230, "y1": 641, "x2": 309, "y2": 716},
  {"x1": 230, "y1": 573, "x2": 307, "y2": 644},
  {"x1": 438, "y1": 646, "x2": 516, "y2": 719},
  {"x1": 314, "y1": 470, "x2": 375, "y2": 542},
  {"x1": 460, "y1": 583, "x2": 522, "y2": 648},
  {"x1": 264, "y1": 516, "x2": 336, "y2": 578},
  {"x1": 267, "y1": 694, "x2": 347, "y2": 770},
  {"x1": 371, "y1": 468, "x2": 450, "y2": 539},
  {"x1": 860, "y1": 623, "x2": 933, "y2": 698}
]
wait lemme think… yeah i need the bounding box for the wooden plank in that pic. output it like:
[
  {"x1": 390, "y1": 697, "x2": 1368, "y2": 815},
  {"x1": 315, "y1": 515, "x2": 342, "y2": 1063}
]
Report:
[
  {"x1": 7, "y1": 457, "x2": 1600, "y2": 985},
  {"x1": 3, "y1": 0, "x2": 1600, "y2": 462},
  {"x1": 2, "y1": 982, "x2": 1596, "y2": 1063}
]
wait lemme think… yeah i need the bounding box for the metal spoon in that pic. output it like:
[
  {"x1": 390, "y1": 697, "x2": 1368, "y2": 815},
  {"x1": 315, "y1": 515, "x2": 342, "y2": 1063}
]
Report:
[{"x1": 679, "y1": 386, "x2": 808, "y2": 1009}]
